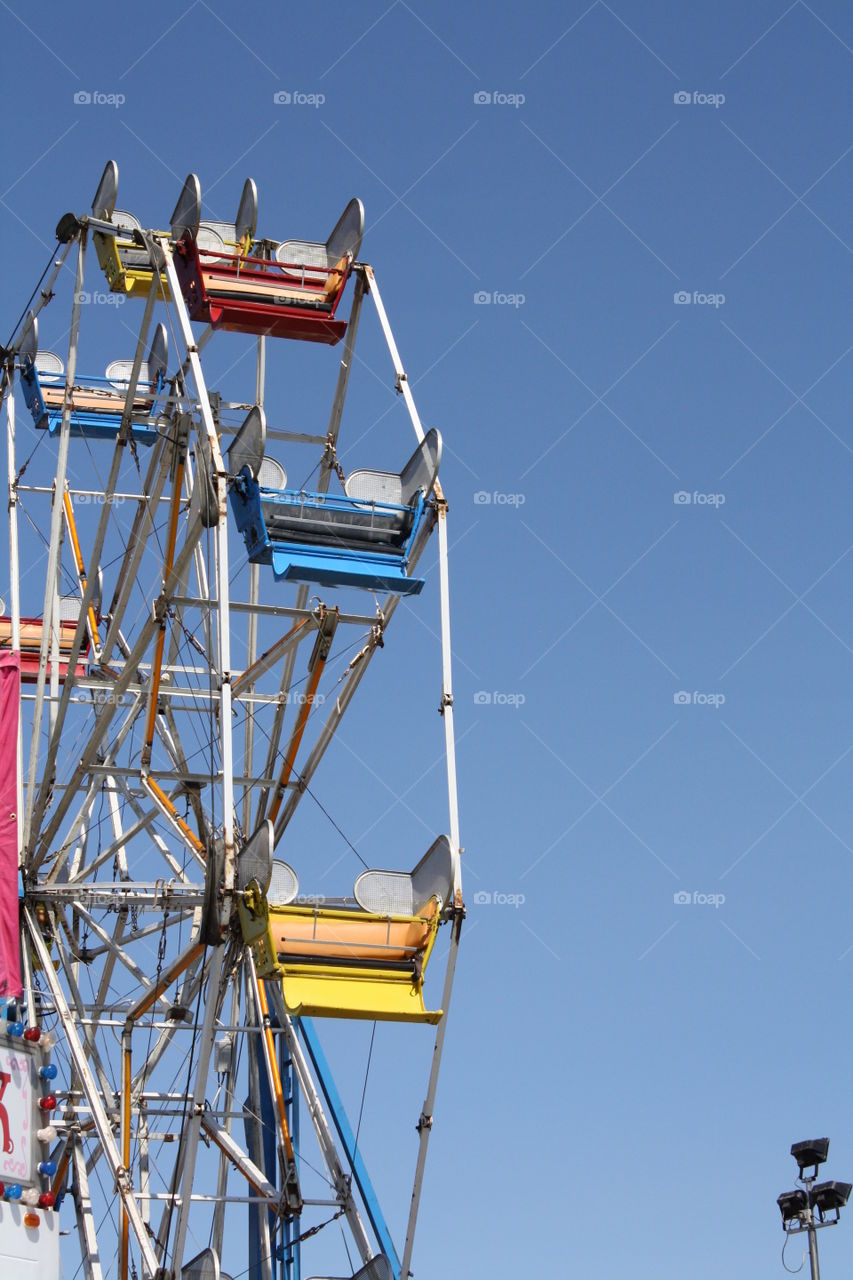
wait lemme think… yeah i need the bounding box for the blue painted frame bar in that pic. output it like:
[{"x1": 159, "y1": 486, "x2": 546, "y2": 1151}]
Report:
[
  {"x1": 296, "y1": 1017, "x2": 401, "y2": 1280},
  {"x1": 244, "y1": 1039, "x2": 278, "y2": 1280},
  {"x1": 281, "y1": 1046, "x2": 301, "y2": 1280}
]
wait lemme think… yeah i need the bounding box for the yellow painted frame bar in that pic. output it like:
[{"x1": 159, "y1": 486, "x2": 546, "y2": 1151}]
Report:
[
  {"x1": 255, "y1": 977, "x2": 298, "y2": 1165},
  {"x1": 62, "y1": 488, "x2": 102, "y2": 661},
  {"x1": 266, "y1": 652, "x2": 326, "y2": 824}
]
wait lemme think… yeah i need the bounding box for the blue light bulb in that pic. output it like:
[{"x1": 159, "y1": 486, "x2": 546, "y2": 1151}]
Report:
[{"x1": 38, "y1": 1064, "x2": 57, "y2": 1081}]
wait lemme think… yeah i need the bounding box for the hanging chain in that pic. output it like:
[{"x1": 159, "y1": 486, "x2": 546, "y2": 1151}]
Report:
[{"x1": 155, "y1": 911, "x2": 168, "y2": 985}]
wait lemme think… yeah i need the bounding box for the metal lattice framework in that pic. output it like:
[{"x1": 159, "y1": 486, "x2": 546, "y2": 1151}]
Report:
[{"x1": 0, "y1": 175, "x2": 463, "y2": 1280}]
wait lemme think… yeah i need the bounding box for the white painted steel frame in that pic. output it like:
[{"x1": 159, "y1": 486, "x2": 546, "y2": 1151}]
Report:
[{"x1": 4, "y1": 227, "x2": 463, "y2": 1280}]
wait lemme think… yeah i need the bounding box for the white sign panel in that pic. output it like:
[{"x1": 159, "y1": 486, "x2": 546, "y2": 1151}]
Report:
[
  {"x1": 0, "y1": 1041, "x2": 37, "y2": 1186},
  {"x1": 0, "y1": 1200, "x2": 59, "y2": 1279}
]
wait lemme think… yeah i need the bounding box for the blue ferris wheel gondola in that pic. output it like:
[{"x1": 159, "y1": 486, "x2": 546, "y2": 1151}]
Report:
[
  {"x1": 227, "y1": 406, "x2": 441, "y2": 596},
  {"x1": 18, "y1": 316, "x2": 169, "y2": 445}
]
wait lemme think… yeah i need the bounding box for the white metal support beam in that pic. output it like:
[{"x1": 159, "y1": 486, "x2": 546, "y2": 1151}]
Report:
[{"x1": 25, "y1": 906, "x2": 161, "y2": 1278}]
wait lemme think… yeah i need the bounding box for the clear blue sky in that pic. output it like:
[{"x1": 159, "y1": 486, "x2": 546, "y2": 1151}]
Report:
[{"x1": 2, "y1": 2, "x2": 853, "y2": 1277}]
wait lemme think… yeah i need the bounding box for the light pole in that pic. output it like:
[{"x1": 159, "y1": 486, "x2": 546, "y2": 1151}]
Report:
[{"x1": 777, "y1": 1139, "x2": 851, "y2": 1279}]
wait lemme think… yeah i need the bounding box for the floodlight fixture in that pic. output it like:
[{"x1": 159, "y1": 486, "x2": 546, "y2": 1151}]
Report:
[
  {"x1": 810, "y1": 1181, "x2": 852, "y2": 1220},
  {"x1": 791, "y1": 1139, "x2": 830, "y2": 1175},
  {"x1": 778, "y1": 1189, "x2": 808, "y2": 1226}
]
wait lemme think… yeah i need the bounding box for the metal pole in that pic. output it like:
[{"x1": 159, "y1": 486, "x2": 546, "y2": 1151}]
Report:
[
  {"x1": 804, "y1": 1177, "x2": 821, "y2": 1280},
  {"x1": 807, "y1": 1220, "x2": 821, "y2": 1280}
]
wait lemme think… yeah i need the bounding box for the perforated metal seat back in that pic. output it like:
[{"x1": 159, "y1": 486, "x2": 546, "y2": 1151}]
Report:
[
  {"x1": 106, "y1": 360, "x2": 151, "y2": 392},
  {"x1": 399, "y1": 428, "x2": 441, "y2": 505},
  {"x1": 258, "y1": 457, "x2": 286, "y2": 490},
  {"x1": 181, "y1": 1247, "x2": 221, "y2": 1280},
  {"x1": 343, "y1": 429, "x2": 442, "y2": 510},
  {"x1": 327, "y1": 198, "x2": 365, "y2": 263},
  {"x1": 113, "y1": 210, "x2": 142, "y2": 233},
  {"x1": 58, "y1": 595, "x2": 82, "y2": 623},
  {"x1": 275, "y1": 240, "x2": 334, "y2": 282},
  {"x1": 268, "y1": 859, "x2": 299, "y2": 906},
  {"x1": 35, "y1": 352, "x2": 64, "y2": 379},
  {"x1": 344, "y1": 470, "x2": 402, "y2": 507},
  {"x1": 353, "y1": 870, "x2": 415, "y2": 916},
  {"x1": 410, "y1": 835, "x2": 454, "y2": 912},
  {"x1": 197, "y1": 221, "x2": 234, "y2": 259}
]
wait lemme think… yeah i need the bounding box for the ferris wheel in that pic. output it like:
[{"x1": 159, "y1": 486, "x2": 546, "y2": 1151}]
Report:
[{"x1": 0, "y1": 159, "x2": 464, "y2": 1280}]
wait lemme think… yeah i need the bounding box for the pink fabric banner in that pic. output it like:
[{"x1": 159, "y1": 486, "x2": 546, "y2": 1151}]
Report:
[{"x1": 0, "y1": 652, "x2": 21, "y2": 997}]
